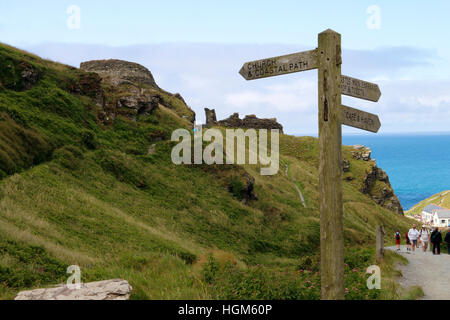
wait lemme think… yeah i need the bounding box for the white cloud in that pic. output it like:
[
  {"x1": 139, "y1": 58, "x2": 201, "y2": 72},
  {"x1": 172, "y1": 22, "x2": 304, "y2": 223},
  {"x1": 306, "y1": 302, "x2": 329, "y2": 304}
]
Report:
[{"x1": 225, "y1": 80, "x2": 316, "y2": 112}]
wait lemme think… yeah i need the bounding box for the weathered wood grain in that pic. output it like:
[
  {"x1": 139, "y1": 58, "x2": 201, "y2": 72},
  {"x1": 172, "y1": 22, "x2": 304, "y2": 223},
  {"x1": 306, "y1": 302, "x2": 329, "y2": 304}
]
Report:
[
  {"x1": 318, "y1": 29, "x2": 345, "y2": 300},
  {"x1": 342, "y1": 105, "x2": 381, "y2": 133},
  {"x1": 341, "y1": 75, "x2": 381, "y2": 102},
  {"x1": 239, "y1": 49, "x2": 318, "y2": 80}
]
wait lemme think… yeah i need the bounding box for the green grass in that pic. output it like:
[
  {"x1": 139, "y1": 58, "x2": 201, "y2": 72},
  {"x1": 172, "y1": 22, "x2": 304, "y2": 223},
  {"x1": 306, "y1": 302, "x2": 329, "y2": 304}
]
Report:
[
  {"x1": 0, "y1": 42, "x2": 416, "y2": 300},
  {"x1": 406, "y1": 190, "x2": 450, "y2": 216}
]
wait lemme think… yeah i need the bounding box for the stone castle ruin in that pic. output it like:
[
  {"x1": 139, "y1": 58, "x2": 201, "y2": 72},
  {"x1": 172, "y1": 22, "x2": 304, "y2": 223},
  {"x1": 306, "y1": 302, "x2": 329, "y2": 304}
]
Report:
[
  {"x1": 79, "y1": 59, "x2": 195, "y2": 124},
  {"x1": 80, "y1": 59, "x2": 159, "y2": 88},
  {"x1": 204, "y1": 108, "x2": 283, "y2": 133}
]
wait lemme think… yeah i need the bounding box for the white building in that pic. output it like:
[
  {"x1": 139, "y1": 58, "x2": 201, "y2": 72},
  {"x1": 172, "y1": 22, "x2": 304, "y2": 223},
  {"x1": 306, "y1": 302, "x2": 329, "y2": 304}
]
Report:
[
  {"x1": 421, "y1": 204, "x2": 450, "y2": 227},
  {"x1": 433, "y1": 209, "x2": 450, "y2": 228}
]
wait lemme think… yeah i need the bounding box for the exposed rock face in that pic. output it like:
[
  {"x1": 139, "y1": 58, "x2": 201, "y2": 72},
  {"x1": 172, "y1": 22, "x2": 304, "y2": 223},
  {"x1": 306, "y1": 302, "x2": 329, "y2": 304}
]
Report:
[
  {"x1": 117, "y1": 85, "x2": 159, "y2": 117},
  {"x1": 342, "y1": 159, "x2": 350, "y2": 172},
  {"x1": 352, "y1": 145, "x2": 372, "y2": 161},
  {"x1": 80, "y1": 59, "x2": 158, "y2": 88},
  {"x1": 20, "y1": 61, "x2": 40, "y2": 90},
  {"x1": 80, "y1": 59, "x2": 195, "y2": 124},
  {"x1": 360, "y1": 159, "x2": 404, "y2": 215},
  {"x1": 242, "y1": 174, "x2": 258, "y2": 204},
  {"x1": 14, "y1": 279, "x2": 132, "y2": 300},
  {"x1": 174, "y1": 93, "x2": 187, "y2": 105},
  {"x1": 205, "y1": 109, "x2": 283, "y2": 132},
  {"x1": 228, "y1": 173, "x2": 258, "y2": 204},
  {"x1": 71, "y1": 72, "x2": 105, "y2": 107}
]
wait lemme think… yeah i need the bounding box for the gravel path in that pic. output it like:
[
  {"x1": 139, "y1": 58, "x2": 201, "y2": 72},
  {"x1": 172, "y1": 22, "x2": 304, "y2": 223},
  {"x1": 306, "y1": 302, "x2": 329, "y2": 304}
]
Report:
[{"x1": 386, "y1": 245, "x2": 450, "y2": 300}]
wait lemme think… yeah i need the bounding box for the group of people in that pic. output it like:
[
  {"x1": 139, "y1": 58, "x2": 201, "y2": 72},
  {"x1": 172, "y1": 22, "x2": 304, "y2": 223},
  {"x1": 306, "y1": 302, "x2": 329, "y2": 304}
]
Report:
[{"x1": 394, "y1": 225, "x2": 450, "y2": 255}]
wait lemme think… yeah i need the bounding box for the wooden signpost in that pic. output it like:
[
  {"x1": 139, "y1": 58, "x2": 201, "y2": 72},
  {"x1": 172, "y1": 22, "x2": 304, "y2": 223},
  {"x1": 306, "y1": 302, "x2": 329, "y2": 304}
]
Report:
[
  {"x1": 342, "y1": 105, "x2": 381, "y2": 133},
  {"x1": 239, "y1": 49, "x2": 318, "y2": 80},
  {"x1": 239, "y1": 29, "x2": 382, "y2": 300},
  {"x1": 341, "y1": 75, "x2": 381, "y2": 102}
]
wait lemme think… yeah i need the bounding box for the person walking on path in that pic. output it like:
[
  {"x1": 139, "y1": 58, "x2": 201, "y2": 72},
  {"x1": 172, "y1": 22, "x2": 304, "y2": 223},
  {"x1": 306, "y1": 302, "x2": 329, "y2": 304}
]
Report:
[
  {"x1": 431, "y1": 227, "x2": 442, "y2": 255},
  {"x1": 408, "y1": 225, "x2": 420, "y2": 252},
  {"x1": 419, "y1": 226, "x2": 430, "y2": 252},
  {"x1": 444, "y1": 228, "x2": 450, "y2": 255},
  {"x1": 394, "y1": 230, "x2": 401, "y2": 250},
  {"x1": 405, "y1": 231, "x2": 411, "y2": 252}
]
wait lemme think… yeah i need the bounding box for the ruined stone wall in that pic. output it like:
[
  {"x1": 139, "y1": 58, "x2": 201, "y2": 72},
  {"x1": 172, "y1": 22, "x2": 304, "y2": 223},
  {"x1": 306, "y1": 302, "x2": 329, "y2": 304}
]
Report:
[
  {"x1": 205, "y1": 108, "x2": 217, "y2": 126},
  {"x1": 205, "y1": 109, "x2": 283, "y2": 132},
  {"x1": 80, "y1": 59, "x2": 158, "y2": 88}
]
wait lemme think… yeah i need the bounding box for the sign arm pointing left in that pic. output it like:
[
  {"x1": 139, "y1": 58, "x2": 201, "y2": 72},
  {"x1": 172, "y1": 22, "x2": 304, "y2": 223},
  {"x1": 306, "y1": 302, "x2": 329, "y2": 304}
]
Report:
[{"x1": 239, "y1": 49, "x2": 318, "y2": 80}]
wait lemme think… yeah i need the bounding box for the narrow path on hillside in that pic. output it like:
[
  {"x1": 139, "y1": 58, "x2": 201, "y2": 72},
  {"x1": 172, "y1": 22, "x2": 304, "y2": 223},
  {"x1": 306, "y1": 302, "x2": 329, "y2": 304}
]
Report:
[
  {"x1": 408, "y1": 191, "x2": 450, "y2": 213},
  {"x1": 285, "y1": 165, "x2": 306, "y2": 208},
  {"x1": 438, "y1": 191, "x2": 449, "y2": 205},
  {"x1": 386, "y1": 246, "x2": 450, "y2": 300}
]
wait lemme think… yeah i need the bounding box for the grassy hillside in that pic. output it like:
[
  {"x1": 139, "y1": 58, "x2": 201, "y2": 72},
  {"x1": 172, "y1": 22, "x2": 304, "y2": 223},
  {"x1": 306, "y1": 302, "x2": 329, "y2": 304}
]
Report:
[
  {"x1": 0, "y1": 43, "x2": 413, "y2": 300},
  {"x1": 406, "y1": 190, "x2": 450, "y2": 217}
]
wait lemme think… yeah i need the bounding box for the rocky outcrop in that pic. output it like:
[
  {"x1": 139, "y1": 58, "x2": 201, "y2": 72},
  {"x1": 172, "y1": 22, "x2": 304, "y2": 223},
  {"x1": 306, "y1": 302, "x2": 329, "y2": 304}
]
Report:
[
  {"x1": 0, "y1": 60, "x2": 41, "y2": 91},
  {"x1": 205, "y1": 109, "x2": 283, "y2": 132},
  {"x1": 80, "y1": 59, "x2": 195, "y2": 124},
  {"x1": 14, "y1": 279, "x2": 132, "y2": 300},
  {"x1": 241, "y1": 174, "x2": 258, "y2": 204},
  {"x1": 355, "y1": 145, "x2": 404, "y2": 215},
  {"x1": 352, "y1": 145, "x2": 372, "y2": 161},
  {"x1": 342, "y1": 159, "x2": 350, "y2": 173},
  {"x1": 228, "y1": 173, "x2": 258, "y2": 204},
  {"x1": 117, "y1": 85, "x2": 159, "y2": 117},
  {"x1": 80, "y1": 59, "x2": 158, "y2": 88},
  {"x1": 69, "y1": 72, "x2": 105, "y2": 107},
  {"x1": 20, "y1": 61, "x2": 40, "y2": 90}
]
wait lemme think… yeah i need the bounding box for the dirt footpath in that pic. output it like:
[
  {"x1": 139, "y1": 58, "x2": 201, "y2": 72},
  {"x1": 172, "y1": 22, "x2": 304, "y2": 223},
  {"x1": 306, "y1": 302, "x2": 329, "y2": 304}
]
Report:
[{"x1": 386, "y1": 245, "x2": 450, "y2": 300}]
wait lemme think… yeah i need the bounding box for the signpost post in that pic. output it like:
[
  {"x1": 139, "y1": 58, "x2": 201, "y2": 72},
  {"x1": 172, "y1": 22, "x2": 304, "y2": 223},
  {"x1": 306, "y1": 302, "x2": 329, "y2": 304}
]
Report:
[{"x1": 239, "y1": 29, "x2": 382, "y2": 300}]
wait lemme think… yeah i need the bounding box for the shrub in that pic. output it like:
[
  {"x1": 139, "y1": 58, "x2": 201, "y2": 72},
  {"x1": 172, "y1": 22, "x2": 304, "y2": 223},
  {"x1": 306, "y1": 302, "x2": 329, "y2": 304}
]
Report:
[
  {"x1": 201, "y1": 259, "x2": 321, "y2": 300},
  {"x1": 201, "y1": 247, "x2": 382, "y2": 300},
  {"x1": 80, "y1": 129, "x2": 97, "y2": 150},
  {"x1": 0, "y1": 238, "x2": 67, "y2": 289},
  {"x1": 94, "y1": 149, "x2": 148, "y2": 189},
  {"x1": 202, "y1": 254, "x2": 220, "y2": 284},
  {"x1": 53, "y1": 145, "x2": 84, "y2": 170},
  {"x1": 228, "y1": 176, "x2": 244, "y2": 200}
]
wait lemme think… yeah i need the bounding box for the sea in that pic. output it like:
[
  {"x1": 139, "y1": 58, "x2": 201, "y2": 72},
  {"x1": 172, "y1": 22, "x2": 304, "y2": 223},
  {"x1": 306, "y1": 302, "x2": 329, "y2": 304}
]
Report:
[{"x1": 342, "y1": 133, "x2": 450, "y2": 211}]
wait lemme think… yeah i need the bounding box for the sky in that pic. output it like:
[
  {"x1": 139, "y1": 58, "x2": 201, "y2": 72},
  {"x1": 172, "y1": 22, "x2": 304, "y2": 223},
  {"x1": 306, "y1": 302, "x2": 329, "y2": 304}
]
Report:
[{"x1": 1, "y1": 0, "x2": 450, "y2": 134}]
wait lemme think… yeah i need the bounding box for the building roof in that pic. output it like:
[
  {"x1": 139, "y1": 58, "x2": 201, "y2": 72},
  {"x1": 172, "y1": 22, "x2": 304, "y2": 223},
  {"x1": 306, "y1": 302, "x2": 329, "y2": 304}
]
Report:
[
  {"x1": 422, "y1": 204, "x2": 445, "y2": 214},
  {"x1": 435, "y1": 209, "x2": 450, "y2": 219}
]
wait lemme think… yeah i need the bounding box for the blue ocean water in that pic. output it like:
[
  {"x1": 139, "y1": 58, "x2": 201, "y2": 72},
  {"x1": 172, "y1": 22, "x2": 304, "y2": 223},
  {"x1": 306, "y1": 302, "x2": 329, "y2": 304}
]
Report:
[{"x1": 342, "y1": 134, "x2": 450, "y2": 210}]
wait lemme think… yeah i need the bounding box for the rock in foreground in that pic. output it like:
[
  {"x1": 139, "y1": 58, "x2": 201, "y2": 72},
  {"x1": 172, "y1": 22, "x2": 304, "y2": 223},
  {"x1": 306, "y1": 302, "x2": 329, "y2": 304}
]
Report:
[{"x1": 14, "y1": 279, "x2": 132, "y2": 300}]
